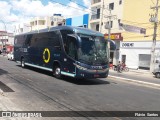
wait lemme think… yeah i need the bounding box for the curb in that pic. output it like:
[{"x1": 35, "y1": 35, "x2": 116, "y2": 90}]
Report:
[{"x1": 108, "y1": 75, "x2": 160, "y2": 88}]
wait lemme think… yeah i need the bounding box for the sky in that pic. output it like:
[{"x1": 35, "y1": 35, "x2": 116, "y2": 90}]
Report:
[{"x1": 0, "y1": 0, "x2": 91, "y2": 32}]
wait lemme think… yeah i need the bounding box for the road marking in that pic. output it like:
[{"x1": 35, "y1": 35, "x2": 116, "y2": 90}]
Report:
[
  {"x1": 108, "y1": 75, "x2": 160, "y2": 88},
  {"x1": 0, "y1": 88, "x2": 3, "y2": 93},
  {"x1": 0, "y1": 88, "x2": 4, "y2": 96}
]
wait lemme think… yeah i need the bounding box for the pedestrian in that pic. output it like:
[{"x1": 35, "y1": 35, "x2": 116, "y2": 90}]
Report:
[{"x1": 117, "y1": 61, "x2": 122, "y2": 73}]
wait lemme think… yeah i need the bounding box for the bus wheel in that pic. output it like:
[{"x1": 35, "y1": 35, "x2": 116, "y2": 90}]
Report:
[
  {"x1": 21, "y1": 58, "x2": 25, "y2": 68},
  {"x1": 53, "y1": 65, "x2": 61, "y2": 79}
]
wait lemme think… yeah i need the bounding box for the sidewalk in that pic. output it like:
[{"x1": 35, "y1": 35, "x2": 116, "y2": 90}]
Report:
[
  {"x1": 109, "y1": 68, "x2": 152, "y2": 76},
  {"x1": 109, "y1": 68, "x2": 160, "y2": 88},
  {"x1": 129, "y1": 68, "x2": 151, "y2": 74},
  {"x1": 0, "y1": 54, "x2": 7, "y2": 58}
]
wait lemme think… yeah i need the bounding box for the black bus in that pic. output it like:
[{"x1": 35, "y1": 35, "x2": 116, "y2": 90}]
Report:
[{"x1": 14, "y1": 26, "x2": 110, "y2": 79}]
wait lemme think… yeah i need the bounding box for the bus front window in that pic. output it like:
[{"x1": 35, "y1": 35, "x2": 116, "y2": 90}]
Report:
[{"x1": 78, "y1": 34, "x2": 108, "y2": 65}]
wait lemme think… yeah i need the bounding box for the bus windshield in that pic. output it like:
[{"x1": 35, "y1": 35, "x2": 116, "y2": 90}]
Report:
[{"x1": 78, "y1": 34, "x2": 108, "y2": 65}]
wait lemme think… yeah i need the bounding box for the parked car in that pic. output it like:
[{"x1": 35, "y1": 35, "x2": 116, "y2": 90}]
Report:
[
  {"x1": 7, "y1": 52, "x2": 14, "y2": 60},
  {"x1": 152, "y1": 59, "x2": 160, "y2": 78}
]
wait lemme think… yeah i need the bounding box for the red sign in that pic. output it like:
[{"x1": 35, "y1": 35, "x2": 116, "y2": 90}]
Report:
[{"x1": 104, "y1": 33, "x2": 123, "y2": 41}]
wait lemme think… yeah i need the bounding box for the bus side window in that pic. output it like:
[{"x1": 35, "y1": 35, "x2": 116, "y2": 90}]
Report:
[
  {"x1": 48, "y1": 31, "x2": 61, "y2": 50},
  {"x1": 60, "y1": 30, "x2": 74, "y2": 52},
  {"x1": 30, "y1": 34, "x2": 38, "y2": 47},
  {"x1": 25, "y1": 34, "x2": 32, "y2": 47},
  {"x1": 66, "y1": 36, "x2": 77, "y2": 60},
  {"x1": 15, "y1": 36, "x2": 25, "y2": 46}
]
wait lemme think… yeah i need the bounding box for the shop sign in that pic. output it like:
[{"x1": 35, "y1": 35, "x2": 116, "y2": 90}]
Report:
[
  {"x1": 119, "y1": 23, "x2": 146, "y2": 34},
  {"x1": 122, "y1": 43, "x2": 134, "y2": 47},
  {"x1": 104, "y1": 33, "x2": 123, "y2": 41}
]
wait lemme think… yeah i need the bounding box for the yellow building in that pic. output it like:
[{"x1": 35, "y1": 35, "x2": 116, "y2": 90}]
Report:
[{"x1": 89, "y1": 0, "x2": 160, "y2": 70}]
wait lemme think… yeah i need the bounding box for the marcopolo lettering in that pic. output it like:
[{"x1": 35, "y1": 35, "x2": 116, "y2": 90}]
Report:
[{"x1": 122, "y1": 43, "x2": 134, "y2": 47}]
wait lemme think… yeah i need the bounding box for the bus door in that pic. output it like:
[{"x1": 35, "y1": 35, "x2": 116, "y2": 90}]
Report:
[
  {"x1": 14, "y1": 35, "x2": 25, "y2": 61},
  {"x1": 28, "y1": 34, "x2": 39, "y2": 64},
  {"x1": 62, "y1": 35, "x2": 78, "y2": 77}
]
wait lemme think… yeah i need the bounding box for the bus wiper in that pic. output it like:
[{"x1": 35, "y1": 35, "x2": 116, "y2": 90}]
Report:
[{"x1": 78, "y1": 58, "x2": 93, "y2": 65}]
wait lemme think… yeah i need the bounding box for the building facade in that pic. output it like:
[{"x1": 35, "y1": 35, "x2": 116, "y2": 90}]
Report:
[
  {"x1": 30, "y1": 14, "x2": 65, "y2": 31},
  {"x1": 66, "y1": 14, "x2": 89, "y2": 28},
  {"x1": 89, "y1": 0, "x2": 160, "y2": 70},
  {"x1": 14, "y1": 23, "x2": 31, "y2": 35},
  {"x1": 14, "y1": 14, "x2": 65, "y2": 35},
  {"x1": 0, "y1": 31, "x2": 14, "y2": 52}
]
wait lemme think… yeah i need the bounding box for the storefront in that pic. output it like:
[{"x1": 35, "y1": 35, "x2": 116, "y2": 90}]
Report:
[
  {"x1": 104, "y1": 33, "x2": 123, "y2": 66},
  {"x1": 120, "y1": 41, "x2": 160, "y2": 70}
]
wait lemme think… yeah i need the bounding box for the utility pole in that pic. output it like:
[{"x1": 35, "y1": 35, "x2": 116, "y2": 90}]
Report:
[
  {"x1": 100, "y1": 0, "x2": 104, "y2": 33},
  {"x1": 107, "y1": 9, "x2": 112, "y2": 41},
  {"x1": 105, "y1": 9, "x2": 116, "y2": 40},
  {"x1": 150, "y1": 0, "x2": 160, "y2": 72},
  {"x1": 105, "y1": 8, "x2": 117, "y2": 65}
]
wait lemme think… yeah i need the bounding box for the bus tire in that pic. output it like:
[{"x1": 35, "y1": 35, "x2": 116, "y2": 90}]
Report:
[
  {"x1": 53, "y1": 65, "x2": 61, "y2": 79},
  {"x1": 21, "y1": 58, "x2": 25, "y2": 68}
]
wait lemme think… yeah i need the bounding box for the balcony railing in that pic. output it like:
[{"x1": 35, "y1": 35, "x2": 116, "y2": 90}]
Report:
[
  {"x1": 91, "y1": 0, "x2": 101, "y2": 5},
  {"x1": 91, "y1": 14, "x2": 100, "y2": 20}
]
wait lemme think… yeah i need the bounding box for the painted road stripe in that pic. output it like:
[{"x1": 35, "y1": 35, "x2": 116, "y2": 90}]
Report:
[
  {"x1": 108, "y1": 75, "x2": 160, "y2": 87},
  {"x1": 0, "y1": 88, "x2": 3, "y2": 93}
]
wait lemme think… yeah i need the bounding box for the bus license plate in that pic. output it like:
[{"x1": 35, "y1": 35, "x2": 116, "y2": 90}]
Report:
[{"x1": 94, "y1": 75, "x2": 99, "y2": 77}]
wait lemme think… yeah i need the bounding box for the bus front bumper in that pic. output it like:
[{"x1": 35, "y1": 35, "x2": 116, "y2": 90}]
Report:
[{"x1": 75, "y1": 68, "x2": 109, "y2": 79}]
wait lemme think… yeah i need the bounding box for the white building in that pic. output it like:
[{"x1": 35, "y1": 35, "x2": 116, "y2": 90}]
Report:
[
  {"x1": 14, "y1": 23, "x2": 31, "y2": 35},
  {"x1": 30, "y1": 14, "x2": 65, "y2": 31},
  {"x1": 0, "y1": 31, "x2": 14, "y2": 52},
  {"x1": 120, "y1": 41, "x2": 160, "y2": 70},
  {"x1": 14, "y1": 14, "x2": 65, "y2": 35}
]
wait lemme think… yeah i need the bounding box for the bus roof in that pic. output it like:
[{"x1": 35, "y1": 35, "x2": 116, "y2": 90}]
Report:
[{"x1": 15, "y1": 26, "x2": 104, "y2": 37}]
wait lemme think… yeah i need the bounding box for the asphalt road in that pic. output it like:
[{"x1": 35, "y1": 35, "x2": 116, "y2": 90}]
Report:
[
  {"x1": 109, "y1": 69, "x2": 160, "y2": 85},
  {"x1": 0, "y1": 56, "x2": 160, "y2": 120}
]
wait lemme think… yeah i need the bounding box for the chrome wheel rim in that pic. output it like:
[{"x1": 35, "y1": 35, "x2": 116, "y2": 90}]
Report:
[
  {"x1": 55, "y1": 68, "x2": 60, "y2": 75},
  {"x1": 21, "y1": 60, "x2": 25, "y2": 67}
]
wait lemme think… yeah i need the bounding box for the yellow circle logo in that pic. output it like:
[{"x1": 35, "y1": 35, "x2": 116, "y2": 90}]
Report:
[{"x1": 43, "y1": 48, "x2": 50, "y2": 63}]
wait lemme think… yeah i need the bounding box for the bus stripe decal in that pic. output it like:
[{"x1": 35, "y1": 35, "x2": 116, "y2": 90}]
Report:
[
  {"x1": 25, "y1": 63, "x2": 52, "y2": 71},
  {"x1": 61, "y1": 71, "x2": 75, "y2": 77}
]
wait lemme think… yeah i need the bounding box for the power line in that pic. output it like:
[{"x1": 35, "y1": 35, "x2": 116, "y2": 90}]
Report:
[
  {"x1": 69, "y1": 0, "x2": 89, "y2": 9},
  {"x1": 151, "y1": 0, "x2": 155, "y2": 5},
  {"x1": 49, "y1": 0, "x2": 157, "y2": 29},
  {"x1": 49, "y1": 0, "x2": 91, "y2": 13},
  {"x1": 122, "y1": 19, "x2": 152, "y2": 25},
  {"x1": 67, "y1": 0, "x2": 156, "y2": 26}
]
